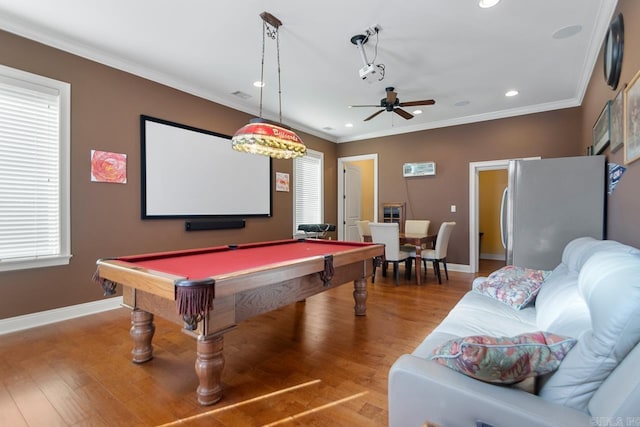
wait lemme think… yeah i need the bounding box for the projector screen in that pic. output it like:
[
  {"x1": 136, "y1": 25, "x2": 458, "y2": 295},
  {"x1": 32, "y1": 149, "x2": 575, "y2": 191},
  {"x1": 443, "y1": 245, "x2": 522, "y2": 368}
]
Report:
[{"x1": 141, "y1": 115, "x2": 272, "y2": 219}]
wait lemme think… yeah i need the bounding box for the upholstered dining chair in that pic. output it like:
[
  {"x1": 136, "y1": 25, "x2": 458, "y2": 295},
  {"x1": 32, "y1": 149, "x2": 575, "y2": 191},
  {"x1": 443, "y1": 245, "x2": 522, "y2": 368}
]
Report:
[
  {"x1": 369, "y1": 222, "x2": 412, "y2": 286},
  {"x1": 355, "y1": 220, "x2": 371, "y2": 242},
  {"x1": 403, "y1": 220, "x2": 431, "y2": 252},
  {"x1": 420, "y1": 221, "x2": 456, "y2": 284},
  {"x1": 404, "y1": 219, "x2": 430, "y2": 235}
]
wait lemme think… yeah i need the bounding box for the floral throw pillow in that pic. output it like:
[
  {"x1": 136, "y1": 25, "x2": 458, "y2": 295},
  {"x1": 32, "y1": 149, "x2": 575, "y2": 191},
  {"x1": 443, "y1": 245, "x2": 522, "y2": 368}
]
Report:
[
  {"x1": 430, "y1": 331, "x2": 577, "y2": 384},
  {"x1": 474, "y1": 265, "x2": 552, "y2": 309}
]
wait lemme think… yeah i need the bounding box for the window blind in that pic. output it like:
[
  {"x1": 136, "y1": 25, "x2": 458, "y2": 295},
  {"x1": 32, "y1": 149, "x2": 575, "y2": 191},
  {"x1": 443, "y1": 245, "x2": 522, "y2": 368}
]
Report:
[
  {"x1": 293, "y1": 149, "x2": 323, "y2": 235},
  {"x1": 0, "y1": 67, "x2": 70, "y2": 271}
]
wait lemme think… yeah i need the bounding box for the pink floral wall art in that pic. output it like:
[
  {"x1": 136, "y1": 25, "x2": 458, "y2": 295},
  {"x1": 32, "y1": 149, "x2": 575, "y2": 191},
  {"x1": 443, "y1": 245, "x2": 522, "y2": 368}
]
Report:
[{"x1": 91, "y1": 150, "x2": 127, "y2": 183}]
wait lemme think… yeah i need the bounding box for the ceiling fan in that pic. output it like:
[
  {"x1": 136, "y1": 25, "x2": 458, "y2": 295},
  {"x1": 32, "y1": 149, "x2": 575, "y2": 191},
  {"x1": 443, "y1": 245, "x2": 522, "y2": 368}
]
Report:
[{"x1": 350, "y1": 87, "x2": 435, "y2": 121}]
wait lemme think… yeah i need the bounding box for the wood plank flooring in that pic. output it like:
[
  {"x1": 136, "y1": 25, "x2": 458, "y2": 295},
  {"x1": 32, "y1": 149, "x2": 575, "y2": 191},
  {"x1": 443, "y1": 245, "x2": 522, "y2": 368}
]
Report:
[{"x1": 0, "y1": 260, "x2": 503, "y2": 427}]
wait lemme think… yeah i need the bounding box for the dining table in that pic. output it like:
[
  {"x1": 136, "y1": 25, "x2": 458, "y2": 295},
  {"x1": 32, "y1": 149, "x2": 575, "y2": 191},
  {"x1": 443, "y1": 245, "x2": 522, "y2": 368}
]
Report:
[{"x1": 364, "y1": 232, "x2": 437, "y2": 285}]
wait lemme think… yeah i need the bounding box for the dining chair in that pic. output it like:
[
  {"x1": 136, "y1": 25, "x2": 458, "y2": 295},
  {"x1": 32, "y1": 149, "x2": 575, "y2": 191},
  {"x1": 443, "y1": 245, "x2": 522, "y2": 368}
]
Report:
[
  {"x1": 369, "y1": 222, "x2": 412, "y2": 286},
  {"x1": 420, "y1": 221, "x2": 456, "y2": 284},
  {"x1": 355, "y1": 220, "x2": 371, "y2": 242},
  {"x1": 403, "y1": 220, "x2": 431, "y2": 252},
  {"x1": 404, "y1": 220, "x2": 430, "y2": 235}
]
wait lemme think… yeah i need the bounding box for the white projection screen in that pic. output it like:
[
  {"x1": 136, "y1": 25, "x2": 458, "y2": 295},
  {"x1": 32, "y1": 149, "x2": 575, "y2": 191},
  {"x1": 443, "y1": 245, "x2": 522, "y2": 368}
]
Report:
[{"x1": 141, "y1": 115, "x2": 272, "y2": 218}]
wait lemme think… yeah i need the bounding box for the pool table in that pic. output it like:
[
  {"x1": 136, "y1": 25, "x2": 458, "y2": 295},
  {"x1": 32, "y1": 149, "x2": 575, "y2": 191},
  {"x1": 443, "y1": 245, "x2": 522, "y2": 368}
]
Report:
[{"x1": 94, "y1": 238, "x2": 384, "y2": 406}]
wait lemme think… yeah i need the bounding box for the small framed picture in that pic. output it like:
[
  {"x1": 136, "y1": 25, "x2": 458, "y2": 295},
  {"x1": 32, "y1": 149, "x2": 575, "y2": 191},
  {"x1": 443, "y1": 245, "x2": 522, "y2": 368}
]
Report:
[
  {"x1": 610, "y1": 85, "x2": 625, "y2": 153},
  {"x1": 592, "y1": 101, "x2": 610, "y2": 155},
  {"x1": 275, "y1": 172, "x2": 289, "y2": 192},
  {"x1": 624, "y1": 69, "x2": 640, "y2": 164}
]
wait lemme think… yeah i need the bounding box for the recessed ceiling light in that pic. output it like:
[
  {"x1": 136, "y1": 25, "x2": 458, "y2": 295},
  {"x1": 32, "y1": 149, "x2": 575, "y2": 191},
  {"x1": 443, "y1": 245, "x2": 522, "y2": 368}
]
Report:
[
  {"x1": 413, "y1": 109, "x2": 423, "y2": 115},
  {"x1": 253, "y1": 81, "x2": 265, "y2": 88},
  {"x1": 345, "y1": 123, "x2": 354, "y2": 128},
  {"x1": 505, "y1": 90, "x2": 519, "y2": 97},
  {"x1": 478, "y1": 0, "x2": 500, "y2": 8},
  {"x1": 552, "y1": 25, "x2": 582, "y2": 40}
]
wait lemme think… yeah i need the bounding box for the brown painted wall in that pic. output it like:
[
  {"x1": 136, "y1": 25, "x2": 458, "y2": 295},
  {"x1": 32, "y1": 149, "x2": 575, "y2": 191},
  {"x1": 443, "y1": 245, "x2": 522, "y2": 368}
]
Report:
[
  {"x1": 581, "y1": 0, "x2": 640, "y2": 247},
  {"x1": 336, "y1": 108, "x2": 583, "y2": 265},
  {"x1": 3, "y1": 0, "x2": 640, "y2": 319},
  {"x1": 0, "y1": 30, "x2": 336, "y2": 319}
]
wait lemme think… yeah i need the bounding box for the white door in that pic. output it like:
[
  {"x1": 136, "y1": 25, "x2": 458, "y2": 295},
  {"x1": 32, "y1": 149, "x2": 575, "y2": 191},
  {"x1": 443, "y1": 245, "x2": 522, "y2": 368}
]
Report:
[
  {"x1": 337, "y1": 154, "x2": 378, "y2": 241},
  {"x1": 343, "y1": 163, "x2": 362, "y2": 241}
]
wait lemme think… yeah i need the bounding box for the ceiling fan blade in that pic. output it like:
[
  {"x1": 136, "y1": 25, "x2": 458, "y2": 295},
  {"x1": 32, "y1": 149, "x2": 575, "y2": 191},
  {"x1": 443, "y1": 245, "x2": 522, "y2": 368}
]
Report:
[
  {"x1": 349, "y1": 104, "x2": 381, "y2": 108},
  {"x1": 394, "y1": 108, "x2": 414, "y2": 120},
  {"x1": 386, "y1": 90, "x2": 398, "y2": 105},
  {"x1": 364, "y1": 109, "x2": 385, "y2": 121},
  {"x1": 398, "y1": 99, "x2": 436, "y2": 107}
]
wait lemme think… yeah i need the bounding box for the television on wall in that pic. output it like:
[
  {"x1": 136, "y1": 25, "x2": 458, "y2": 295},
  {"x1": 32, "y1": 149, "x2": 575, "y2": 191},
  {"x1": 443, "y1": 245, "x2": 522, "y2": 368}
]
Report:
[{"x1": 140, "y1": 115, "x2": 272, "y2": 219}]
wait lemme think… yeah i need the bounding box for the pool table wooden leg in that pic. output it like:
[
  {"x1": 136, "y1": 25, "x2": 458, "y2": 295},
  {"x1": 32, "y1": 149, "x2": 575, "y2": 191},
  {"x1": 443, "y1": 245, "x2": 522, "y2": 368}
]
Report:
[
  {"x1": 130, "y1": 309, "x2": 155, "y2": 363},
  {"x1": 353, "y1": 277, "x2": 368, "y2": 316},
  {"x1": 195, "y1": 335, "x2": 225, "y2": 406}
]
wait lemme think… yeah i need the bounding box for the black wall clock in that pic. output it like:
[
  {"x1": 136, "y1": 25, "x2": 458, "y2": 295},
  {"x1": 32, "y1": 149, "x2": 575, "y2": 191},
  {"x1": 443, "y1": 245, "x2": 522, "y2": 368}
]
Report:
[{"x1": 604, "y1": 13, "x2": 624, "y2": 90}]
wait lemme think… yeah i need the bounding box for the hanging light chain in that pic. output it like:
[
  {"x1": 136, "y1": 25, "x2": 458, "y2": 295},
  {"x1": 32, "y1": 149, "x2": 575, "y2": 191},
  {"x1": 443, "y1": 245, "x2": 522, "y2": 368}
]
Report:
[
  {"x1": 276, "y1": 25, "x2": 282, "y2": 124},
  {"x1": 264, "y1": 21, "x2": 278, "y2": 40},
  {"x1": 259, "y1": 20, "x2": 266, "y2": 118},
  {"x1": 259, "y1": 12, "x2": 283, "y2": 123}
]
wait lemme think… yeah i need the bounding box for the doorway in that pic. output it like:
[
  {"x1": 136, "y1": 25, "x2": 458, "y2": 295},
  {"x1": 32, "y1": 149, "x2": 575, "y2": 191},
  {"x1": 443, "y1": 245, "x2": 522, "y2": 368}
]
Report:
[
  {"x1": 337, "y1": 154, "x2": 378, "y2": 241},
  {"x1": 468, "y1": 159, "x2": 509, "y2": 273},
  {"x1": 468, "y1": 157, "x2": 539, "y2": 273}
]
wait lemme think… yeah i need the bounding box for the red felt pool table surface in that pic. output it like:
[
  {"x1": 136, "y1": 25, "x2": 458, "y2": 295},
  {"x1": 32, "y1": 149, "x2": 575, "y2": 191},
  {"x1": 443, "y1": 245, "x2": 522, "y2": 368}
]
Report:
[{"x1": 116, "y1": 239, "x2": 374, "y2": 280}]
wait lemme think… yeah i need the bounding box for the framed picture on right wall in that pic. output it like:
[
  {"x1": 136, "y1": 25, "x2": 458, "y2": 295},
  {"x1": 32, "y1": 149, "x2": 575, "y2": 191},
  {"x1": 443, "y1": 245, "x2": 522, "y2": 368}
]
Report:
[
  {"x1": 624, "y1": 69, "x2": 640, "y2": 164},
  {"x1": 610, "y1": 85, "x2": 625, "y2": 153}
]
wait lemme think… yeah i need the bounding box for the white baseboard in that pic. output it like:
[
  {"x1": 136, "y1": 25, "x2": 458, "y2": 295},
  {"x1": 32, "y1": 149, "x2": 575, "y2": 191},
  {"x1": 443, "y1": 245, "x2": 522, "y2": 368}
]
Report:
[
  {"x1": 413, "y1": 261, "x2": 471, "y2": 273},
  {"x1": 480, "y1": 253, "x2": 506, "y2": 261},
  {"x1": 0, "y1": 297, "x2": 123, "y2": 335},
  {"x1": 426, "y1": 262, "x2": 471, "y2": 273}
]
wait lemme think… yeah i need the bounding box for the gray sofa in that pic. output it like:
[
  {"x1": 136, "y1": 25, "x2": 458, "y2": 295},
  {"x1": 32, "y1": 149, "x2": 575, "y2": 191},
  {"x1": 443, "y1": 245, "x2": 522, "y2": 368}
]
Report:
[{"x1": 388, "y1": 237, "x2": 640, "y2": 427}]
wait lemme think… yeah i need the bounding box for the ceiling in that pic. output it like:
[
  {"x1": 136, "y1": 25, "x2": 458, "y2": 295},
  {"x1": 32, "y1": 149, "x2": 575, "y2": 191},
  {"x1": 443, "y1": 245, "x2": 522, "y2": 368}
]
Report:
[{"x1": 0, "y1": 0, "x2": 618, "y2": 143}]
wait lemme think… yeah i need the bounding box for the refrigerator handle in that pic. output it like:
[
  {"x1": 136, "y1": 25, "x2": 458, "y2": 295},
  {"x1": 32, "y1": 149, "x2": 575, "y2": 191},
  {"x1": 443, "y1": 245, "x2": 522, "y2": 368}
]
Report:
[{"x1": 500, "y1": 187, "x2": 508, "y2": 249}]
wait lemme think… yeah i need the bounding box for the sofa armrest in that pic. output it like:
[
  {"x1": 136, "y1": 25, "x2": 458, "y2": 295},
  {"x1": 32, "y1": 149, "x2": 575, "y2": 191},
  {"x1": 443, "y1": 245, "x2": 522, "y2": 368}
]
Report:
[{"x1": 389, "y1": 354, "x2": 591, "y2": 427}]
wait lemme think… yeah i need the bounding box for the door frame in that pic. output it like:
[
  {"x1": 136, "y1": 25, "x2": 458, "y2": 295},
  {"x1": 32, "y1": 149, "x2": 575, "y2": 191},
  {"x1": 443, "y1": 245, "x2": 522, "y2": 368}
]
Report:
[
  {"x1": 337, "y1": 154, "x2": 378, "y2": 241},
  {"x1": 468, "y1": 157, "x2": 539, "y2": 273}
]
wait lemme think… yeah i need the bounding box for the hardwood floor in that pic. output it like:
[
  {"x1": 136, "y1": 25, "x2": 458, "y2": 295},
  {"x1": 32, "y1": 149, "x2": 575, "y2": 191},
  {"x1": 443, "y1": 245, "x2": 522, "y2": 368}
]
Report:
[{"x1": 0, "y1": 261, "x2": 501, "y2": 427}]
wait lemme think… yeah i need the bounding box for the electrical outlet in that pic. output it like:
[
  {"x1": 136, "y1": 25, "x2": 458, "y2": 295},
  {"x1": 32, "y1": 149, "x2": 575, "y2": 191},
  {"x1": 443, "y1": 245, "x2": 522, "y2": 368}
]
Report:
[{"x1": 451, "y1": 205, "x2": 457, "y2": 213}]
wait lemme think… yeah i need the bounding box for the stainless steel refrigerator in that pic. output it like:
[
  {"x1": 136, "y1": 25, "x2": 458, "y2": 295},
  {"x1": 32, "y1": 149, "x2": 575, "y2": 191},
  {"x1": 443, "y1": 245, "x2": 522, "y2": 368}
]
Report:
[{"x1": 500, "y1": 155, "x2": 605, "y2": 270}]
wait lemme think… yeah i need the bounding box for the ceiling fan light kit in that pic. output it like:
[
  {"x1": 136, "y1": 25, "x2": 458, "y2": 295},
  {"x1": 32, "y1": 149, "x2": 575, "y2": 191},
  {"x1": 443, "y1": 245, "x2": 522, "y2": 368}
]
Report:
[{"x1": 350, "y1": 87, "x2": 436, "y2": 122}]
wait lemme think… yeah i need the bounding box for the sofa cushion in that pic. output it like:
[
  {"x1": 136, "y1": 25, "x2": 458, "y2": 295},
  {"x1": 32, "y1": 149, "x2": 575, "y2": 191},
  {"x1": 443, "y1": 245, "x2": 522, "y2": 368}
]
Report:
[
  {"x1": 430, "y1": 331, "x2": 576, "y2": 384},
  {"x1": 412, "y1": 291, "x2": 538, "y2": 359},
  {"x1": 562, "y1": 237, "x2": 640, "y2": 273},
  {"x1": 474, "y1": 265, "x2": 551, "y2": 310},
  {"x1": 536, "y1": 238, "x2": 640, "y2": 337},
  {"x1": 535, "y1": 264, "x2": 591, "y2": 337},
  {"x1": 539, "y1": 251, "x2": 640, "y2": 411}
]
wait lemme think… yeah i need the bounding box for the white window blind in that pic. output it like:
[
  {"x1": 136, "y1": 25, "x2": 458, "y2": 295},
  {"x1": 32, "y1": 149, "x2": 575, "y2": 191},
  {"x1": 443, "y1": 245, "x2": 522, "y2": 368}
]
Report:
[
  {"x1": 0, "y1": 65, "x2": 71, "y2": 272},
  {"x1": 293, "y1": 149, "x2": 323, "y2": 236}
]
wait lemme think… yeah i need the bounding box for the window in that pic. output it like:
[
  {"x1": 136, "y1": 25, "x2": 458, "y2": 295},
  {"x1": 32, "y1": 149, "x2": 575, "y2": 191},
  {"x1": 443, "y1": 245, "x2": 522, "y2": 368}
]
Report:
[
  {"x1": 0, "y1": 64, "x2": 71, "y2": 272},
  {"x1": 293, "y1": 149, "x2": 323, "y2": 237}
]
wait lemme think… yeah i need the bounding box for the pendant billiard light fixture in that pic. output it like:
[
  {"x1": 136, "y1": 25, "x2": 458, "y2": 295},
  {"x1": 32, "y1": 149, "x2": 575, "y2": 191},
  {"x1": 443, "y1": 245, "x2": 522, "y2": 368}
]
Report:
[{"x1": 231, "y1": 12, "x2": 306, "y2": 159}]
